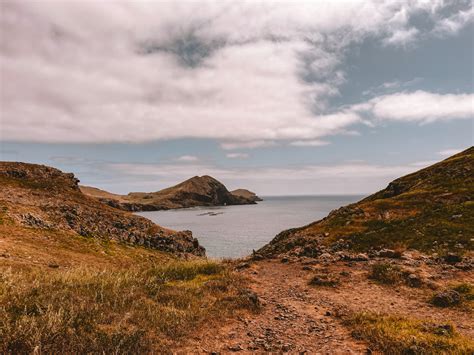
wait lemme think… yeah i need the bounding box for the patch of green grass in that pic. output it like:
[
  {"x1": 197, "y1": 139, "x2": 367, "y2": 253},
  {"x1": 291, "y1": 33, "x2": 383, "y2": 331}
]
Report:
[
  {"x1": 347, "y1": 312, "x2": 474, "y2": 354},
  {"x1": 0, "y1": 260, "x2": 258, "y2": 353}
]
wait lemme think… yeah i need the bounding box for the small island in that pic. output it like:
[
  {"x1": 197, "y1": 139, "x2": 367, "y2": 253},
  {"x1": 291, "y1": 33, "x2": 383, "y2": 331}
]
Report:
[{"x1": 80, "y1": 175, "x2": 261, "y2": 211}]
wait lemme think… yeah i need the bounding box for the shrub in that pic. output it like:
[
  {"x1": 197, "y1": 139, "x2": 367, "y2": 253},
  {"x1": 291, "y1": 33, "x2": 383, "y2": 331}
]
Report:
[
  {"x1": 431, "y1": 283, "x2": 474, "y2": 308},
  {"x1": 346, "y1": 312, "x2": 474, "y2": 354},
  {"x1": 369, "y1": 263, "x2": 403, "y2": 284}
]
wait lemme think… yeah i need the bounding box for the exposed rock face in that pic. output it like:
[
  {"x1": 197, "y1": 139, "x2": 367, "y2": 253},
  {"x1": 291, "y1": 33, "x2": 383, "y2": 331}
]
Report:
[
  {"x1": 81, "y1": 175, "x2": 258, "y2": 211},
  {"x1": 259, "y1": 147, "x2": 474, "y2": 257},
  {"x1": 231, "y1": 189, "x2": 263, "y2": 202},
  {"x1": 0, "y1": 162, "x2": 205, "y2": 257}
]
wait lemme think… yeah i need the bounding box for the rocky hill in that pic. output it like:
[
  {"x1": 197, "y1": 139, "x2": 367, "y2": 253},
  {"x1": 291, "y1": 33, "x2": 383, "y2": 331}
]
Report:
[
  {"x1": 81, "y1": 175, "x2": 258, "y2": 211},
  {"x1": 259, "y1": 147, "x2": 473, "y2": 257},
  {"x1": 0, "y1": 162, "x2": 205, "y2": 257},
  {"x1": 231, "y1": 189, "x2": 263, "y2": 202}
]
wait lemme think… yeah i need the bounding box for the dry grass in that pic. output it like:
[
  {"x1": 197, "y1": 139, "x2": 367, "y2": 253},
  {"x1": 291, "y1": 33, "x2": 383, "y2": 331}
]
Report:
[
  {"x1": 347, "y1": 312, "x2": 474, "y2": 354},
  {"x1": 369, "y1": 262, "x2": 405, "y2": 284},
  {"x1": 0, "y1": 260, "x2": 259, "y2": 353}
]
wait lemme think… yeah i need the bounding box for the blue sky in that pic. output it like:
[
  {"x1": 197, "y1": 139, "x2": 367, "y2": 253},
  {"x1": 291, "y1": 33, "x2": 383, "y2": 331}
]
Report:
[{"x1": 1, "y1": 1, "x2": 473, "y2": 195}]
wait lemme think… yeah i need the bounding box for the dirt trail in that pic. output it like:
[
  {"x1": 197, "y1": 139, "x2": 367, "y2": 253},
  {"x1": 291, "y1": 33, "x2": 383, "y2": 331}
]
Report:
[
  {"x1": 180, "y1": 260, "x2": 367, "y2": 353},
  {"x1": 179, "y1": 259, "x2": 473, "y2": 353}
]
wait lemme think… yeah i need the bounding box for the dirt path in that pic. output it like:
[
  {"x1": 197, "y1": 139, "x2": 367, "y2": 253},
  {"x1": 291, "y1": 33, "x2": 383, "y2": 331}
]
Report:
[
  {"x1": 179, "y1": 258, "x2": 473, "y2": 353},
  {"x1": 180, "y1": 260, "x2": 367, "y2": 353}
]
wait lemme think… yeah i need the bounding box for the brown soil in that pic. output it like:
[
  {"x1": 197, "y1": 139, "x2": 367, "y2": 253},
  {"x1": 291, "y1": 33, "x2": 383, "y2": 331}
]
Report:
[{"x1": 178, "y1": 258, "x2": 473, "y2": 353}]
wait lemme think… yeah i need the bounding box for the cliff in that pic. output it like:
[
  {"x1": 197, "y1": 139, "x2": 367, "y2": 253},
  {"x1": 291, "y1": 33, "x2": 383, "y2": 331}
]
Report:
[{"x1": 0, "y1": 162, "x2": 205, "y2": 257}]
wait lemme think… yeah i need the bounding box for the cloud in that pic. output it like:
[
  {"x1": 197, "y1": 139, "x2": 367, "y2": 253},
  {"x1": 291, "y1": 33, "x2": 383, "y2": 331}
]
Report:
[
  {"x1": 220, "y1": 141, "x2": 276, "y2": 150},
  {"x1": 226, "y1": 153, "x2": 249, "y2": 159},
  {"x1": 1, "y1": 1, "x2": 472, "y2": 146},
  {"x1": 289, "y1": 140, "x2": 329, "y2": 147},
  {"x1": 438, "y1": 148, "x2": 464, "y2": 157},
  {"x1": 176, "y1": 155, "x2": 199, "y2": 162},
  {"x1": 369, "y1": 91, "x2": 473, "y2": 123},
  {"x1": 346, "y1": 91, "x2": 473, "y2": 124},
  {"x1": 433, "y1": 7, "x2": 474, "y2": 36}
]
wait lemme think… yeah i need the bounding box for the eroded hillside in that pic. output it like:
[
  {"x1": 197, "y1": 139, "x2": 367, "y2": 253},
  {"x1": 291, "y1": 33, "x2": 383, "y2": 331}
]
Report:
[{"x1": 0, "y1": 162, "x2": 204, "y2": 257}]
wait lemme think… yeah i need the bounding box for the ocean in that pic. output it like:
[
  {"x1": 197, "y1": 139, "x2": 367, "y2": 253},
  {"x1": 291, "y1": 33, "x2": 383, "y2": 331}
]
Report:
[{"x1": 137, "y1": 195, "x2": 364, "y2": 258}]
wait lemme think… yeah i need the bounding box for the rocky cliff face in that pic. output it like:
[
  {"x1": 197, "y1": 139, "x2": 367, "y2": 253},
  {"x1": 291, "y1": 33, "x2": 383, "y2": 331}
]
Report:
[
  {"x1": 231, "y1": 189, "x2": 263, "y2": 202},
  {"x1": 259, "y1": 147, "x2": 474, "y2": 258},
  {"x1": 0, "y1": 162, "x2": 205, "y2": 256},
  {"x1": 81, "y1": 175, "x2": 257, "y2": 211}
]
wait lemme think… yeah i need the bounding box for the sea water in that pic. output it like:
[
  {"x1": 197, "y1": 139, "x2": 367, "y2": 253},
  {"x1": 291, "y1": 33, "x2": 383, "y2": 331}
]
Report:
[{"x1": 137, "y1": 195, "x2": 364, "y2": 258}]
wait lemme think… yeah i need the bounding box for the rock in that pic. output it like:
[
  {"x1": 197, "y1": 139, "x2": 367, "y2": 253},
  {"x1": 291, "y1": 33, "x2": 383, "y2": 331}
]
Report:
[
  {"x1": 377, "y1": 248, "x2": 403, "y2": 258},
  {"x1": 354, "y1": 253, "x2": 369, "y2": 261},
  {"x1": 240, "y1": 289, "x2": 260, "y2": 308},
  {"x1": 319, "y1": 252, "x2": 334, "y2": 261},
  {"x1": 236, "y1": 262, "x2": 251, "y2": 270},
  {"x1": 406, "y1": 274, "x2": 423, "y2": 288},
  {"x1": 228, "y1": 344, "x2": 243, "y2": 352},
  {"x1": 443, "y1": 253, "x2": 463, "y2": 264},
  {"x1": 432, "y1": 290, "x2": 461, "y2": 307}
]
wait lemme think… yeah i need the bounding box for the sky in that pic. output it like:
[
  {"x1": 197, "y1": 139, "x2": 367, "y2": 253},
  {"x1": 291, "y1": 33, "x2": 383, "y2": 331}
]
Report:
[{"x1": 0, "y1": 0, "x2": 473, "y2": 196}]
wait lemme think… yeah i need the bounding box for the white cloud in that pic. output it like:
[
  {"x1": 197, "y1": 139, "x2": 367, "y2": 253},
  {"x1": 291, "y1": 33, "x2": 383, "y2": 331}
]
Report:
[
  {"x1": 220, "y1": 141, "x2": 277, "y2": 150},
  {"x1": 1, "y1": 1, "x2": 471, "y2": 145},
  {"x1": 345, "y1": 91, "x2": 473, "y2": 124},
  {"x1": 176, "y1": 155, "x2": 199, "y2": 162},
  {"x1": 369, "y1": 91, "x2": 473, "y2": 123},
  {"x1": 289, "y1": 140, "x2": 329, "y2": 147},
  {"x1": 226, "y1": 153, "x2": 249, "y2": 159},
  {"x1": 438, "y1": 148, "x2": 464, "y2": 157}
]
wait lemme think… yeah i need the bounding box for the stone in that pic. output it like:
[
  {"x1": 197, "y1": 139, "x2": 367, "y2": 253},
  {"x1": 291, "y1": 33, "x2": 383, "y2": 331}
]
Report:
[
  {"x1": 432, "y1": 290, "x2": 461, "y2": 307},
  {"x1": 406, "y1": 274, "x2": 422, "y2": 288},
  {"x1": 443, "y1": 253, "x2": 463, "y2": 264}
]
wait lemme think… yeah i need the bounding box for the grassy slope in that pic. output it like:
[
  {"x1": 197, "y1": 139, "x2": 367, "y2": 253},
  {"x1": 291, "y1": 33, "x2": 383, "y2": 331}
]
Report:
[
  {"x1": 0, "y1": 212, "x2": 257, "y2": 352},
  {"x1": 0, "y1": 163, "x2": 258, "y2": 351},
  {"x1": 260, "y1": 147, "x2": 474, "y2": 255},
  {"x1": 1, "y1": 255, "x2": 258, "y2": 353}
]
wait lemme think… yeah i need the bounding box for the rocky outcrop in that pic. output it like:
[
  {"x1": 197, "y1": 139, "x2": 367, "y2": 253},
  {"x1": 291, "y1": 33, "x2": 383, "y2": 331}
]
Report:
[
  {"x1": 231, "y1": 189, "x2": 263, "y2": 202},
  {"x1": 0, "y1": 162, "x2": 205, "y2": 257},
  {"x1": 81, "y1": 175, "x2": 259, "y2": 211}
]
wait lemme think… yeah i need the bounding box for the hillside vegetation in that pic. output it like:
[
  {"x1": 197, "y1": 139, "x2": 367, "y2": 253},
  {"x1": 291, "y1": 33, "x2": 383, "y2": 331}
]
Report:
[
  {"x1": 0, "y1": 162, "x2": 204, "y2": 256},
  {"x1": 260, "y1": 147, "x2": 473, "y2": 256}
]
